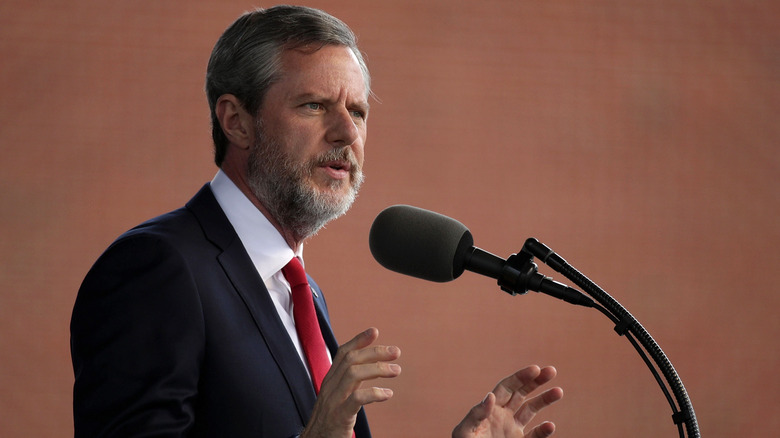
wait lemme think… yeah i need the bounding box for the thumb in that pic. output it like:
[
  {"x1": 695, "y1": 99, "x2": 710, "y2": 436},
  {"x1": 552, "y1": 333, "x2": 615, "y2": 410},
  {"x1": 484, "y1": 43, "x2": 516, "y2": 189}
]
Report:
[{"x1": 452, "y1": 393, "x2": 495, "y2": 437}]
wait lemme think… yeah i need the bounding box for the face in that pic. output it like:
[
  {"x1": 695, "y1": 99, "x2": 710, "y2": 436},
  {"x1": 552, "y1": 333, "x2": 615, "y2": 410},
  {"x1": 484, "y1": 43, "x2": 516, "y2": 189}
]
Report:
[{"x1": 246, "y1": 45, "x2": 369, "y2": 240}]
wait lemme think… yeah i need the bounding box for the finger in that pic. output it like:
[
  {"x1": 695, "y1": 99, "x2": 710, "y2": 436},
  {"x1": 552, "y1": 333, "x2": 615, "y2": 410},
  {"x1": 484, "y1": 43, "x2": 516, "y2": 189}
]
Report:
[
  {"x1": 344, "y1": 343, "x2": 402, "y2": 367},
  {"x1": 326, "y1": 328, "x2": 384, "y2": 381},
  {"x1": 331, "y1": 328, "x2": 402, "y2": 373},
  {"x1": 515, "y1": 387, "x2": 564, "y2": 426},
  {"x1": 328, "y1": 366, "x2": 401, "y2": 422},
  {"x1": 349, "y1": 386, "x2": 395, "y2": 407},
  {"x1": 337, "y1": 327, "x2": 380, "y2": 359},
  {"x1": 505, "y1": 366, "x2": 558, "y2": 411},
  {"x1": 493, "y1": 365, "x2": 542, "y2": 407},
  {"x1": 533, "y1": 366, "x2": 558, "y2": 387},
  {"x1": 340, "y1": 358, "x2": 402, "y2": 388},
  {"x1": 526, "y1": 421, "x2": 556, "y2": 438},
  {"x1": 323, "y1": 329, "x2": 401, "y2": 396},
  {"x1": 327, "y1": 343, "x2": 401, "y2": 388}
]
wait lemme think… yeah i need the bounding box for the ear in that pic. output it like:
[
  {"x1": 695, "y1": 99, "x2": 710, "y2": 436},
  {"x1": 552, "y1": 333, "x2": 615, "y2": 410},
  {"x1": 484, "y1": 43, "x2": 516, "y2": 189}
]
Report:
[{"x1": 215, "y1": 94, "x2": 254, "y2": 150}]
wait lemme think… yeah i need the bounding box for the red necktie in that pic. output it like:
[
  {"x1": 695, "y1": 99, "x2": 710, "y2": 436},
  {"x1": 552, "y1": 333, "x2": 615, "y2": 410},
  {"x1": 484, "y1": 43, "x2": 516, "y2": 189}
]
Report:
[{"x1": 282, "y1": 257, "x2": 331, "y2": 394}]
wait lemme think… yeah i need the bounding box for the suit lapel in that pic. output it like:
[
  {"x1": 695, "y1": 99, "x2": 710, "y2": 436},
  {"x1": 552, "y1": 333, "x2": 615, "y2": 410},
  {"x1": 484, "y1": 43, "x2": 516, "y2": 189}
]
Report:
[
  {"x1": 186, "y1": 185, "x2": 316, "y2": 423},
  {"x1": 186, "y1": 184, "x2": 371, "y2": 437},
  {"x1": 308, "y1": 278, "x2": 339, "y2": 357}
]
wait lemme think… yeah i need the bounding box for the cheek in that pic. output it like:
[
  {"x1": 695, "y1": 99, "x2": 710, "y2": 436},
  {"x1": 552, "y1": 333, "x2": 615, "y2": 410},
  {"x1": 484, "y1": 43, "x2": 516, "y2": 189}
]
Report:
[
  {"x1": 352, "y1": 144, "x2": 365, "y2": 168},
  {"x1": 282, "y1": 130, "x2": 314, "y2": 163},
  {"x1": 354, "y1": 132, "x2": 367, "y2": 164}
]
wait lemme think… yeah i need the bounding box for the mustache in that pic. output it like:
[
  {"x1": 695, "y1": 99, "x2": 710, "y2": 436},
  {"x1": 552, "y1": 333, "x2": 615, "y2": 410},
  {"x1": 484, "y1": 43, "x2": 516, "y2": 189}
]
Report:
[{"x1": 312, "y1": 146, "x2": 360, "y2": 170}]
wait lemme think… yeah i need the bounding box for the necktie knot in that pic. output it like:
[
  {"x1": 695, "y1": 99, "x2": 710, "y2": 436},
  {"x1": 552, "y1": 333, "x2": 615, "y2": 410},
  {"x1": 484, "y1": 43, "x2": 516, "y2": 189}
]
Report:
[{"x1": 282, "y1": 257, "x2": 308, "y2": 290}]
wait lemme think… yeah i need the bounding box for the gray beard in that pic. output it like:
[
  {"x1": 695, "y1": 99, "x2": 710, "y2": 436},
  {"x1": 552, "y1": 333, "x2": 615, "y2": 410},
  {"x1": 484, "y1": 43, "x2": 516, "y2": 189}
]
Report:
[{"x1": 246, "y1": 122, "x2": 364, "y2": 242}]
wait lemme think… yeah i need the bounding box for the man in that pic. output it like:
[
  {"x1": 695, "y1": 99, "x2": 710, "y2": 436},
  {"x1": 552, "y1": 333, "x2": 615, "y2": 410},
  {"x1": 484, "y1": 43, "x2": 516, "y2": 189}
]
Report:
[{"x1": 71, "y1": 6, "x2": 563, "y2": 438}]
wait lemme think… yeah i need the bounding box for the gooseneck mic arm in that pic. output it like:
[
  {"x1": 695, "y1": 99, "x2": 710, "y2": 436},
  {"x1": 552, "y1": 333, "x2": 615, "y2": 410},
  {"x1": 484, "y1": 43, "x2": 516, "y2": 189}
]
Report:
[
  {"x1": 368, "y1": 205, "x2": 700, "y2": 438},
  {"x1": 523, "y1": 238, "x2": 700, "y2": 438}
]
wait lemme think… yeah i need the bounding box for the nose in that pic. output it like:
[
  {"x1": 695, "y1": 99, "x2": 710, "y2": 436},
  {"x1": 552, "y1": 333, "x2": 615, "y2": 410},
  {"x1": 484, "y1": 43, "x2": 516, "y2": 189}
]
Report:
[{"x1": 325, "y1": 107, "x2": 360, "y2": 147}]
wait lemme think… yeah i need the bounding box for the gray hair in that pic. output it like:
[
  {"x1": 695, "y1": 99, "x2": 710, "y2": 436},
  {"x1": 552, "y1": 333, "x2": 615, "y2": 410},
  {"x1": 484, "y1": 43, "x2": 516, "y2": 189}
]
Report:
[{"x1": 206, "y1": 5, "x2": 370, "y2": 166}]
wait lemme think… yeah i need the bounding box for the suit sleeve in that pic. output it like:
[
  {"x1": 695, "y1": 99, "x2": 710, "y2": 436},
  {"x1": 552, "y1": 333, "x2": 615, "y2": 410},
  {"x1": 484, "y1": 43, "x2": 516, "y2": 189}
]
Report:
[{"x1": 71, "y1": 232, "x2": 205, "y2": 437}]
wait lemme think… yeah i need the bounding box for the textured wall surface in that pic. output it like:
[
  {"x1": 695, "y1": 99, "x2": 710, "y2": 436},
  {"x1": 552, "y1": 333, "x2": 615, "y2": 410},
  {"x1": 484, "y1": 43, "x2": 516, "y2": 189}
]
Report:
[{"x1": 1, "y1": 1, "x2": 778, "y2": 436}]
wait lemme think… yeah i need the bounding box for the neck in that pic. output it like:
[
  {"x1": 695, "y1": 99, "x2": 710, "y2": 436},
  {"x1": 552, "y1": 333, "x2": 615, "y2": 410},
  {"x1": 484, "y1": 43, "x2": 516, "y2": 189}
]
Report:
[{"x1": 220, "y1": 165, "x2": 305, "y2": 251}]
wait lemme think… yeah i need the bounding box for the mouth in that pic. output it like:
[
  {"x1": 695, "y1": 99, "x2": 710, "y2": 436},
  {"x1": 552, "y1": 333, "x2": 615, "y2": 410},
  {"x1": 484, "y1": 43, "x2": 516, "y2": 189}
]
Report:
[
  {"x1": 319, "y1": 159, "x2": 353, "y2": 180},
  {"x1": 325, "y1": 160, "x2": 351, "y2": 171}
]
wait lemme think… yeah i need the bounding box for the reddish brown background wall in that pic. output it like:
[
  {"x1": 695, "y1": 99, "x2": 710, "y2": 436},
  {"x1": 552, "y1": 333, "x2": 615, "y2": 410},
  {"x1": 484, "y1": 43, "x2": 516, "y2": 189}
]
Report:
[{"x1": 1, "y1": 0, "x2": 778, "y2": 436}]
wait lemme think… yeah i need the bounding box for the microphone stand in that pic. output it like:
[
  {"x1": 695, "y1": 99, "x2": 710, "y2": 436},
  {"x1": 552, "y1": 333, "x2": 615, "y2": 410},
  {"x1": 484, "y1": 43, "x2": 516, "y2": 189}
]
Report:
[{"x1": 493, "y1": 238, "x2": 700, "y2": 438}]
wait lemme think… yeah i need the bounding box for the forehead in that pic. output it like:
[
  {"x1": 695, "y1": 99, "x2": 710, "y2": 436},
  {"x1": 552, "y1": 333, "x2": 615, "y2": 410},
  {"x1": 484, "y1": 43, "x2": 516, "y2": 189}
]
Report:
[{"x1": 273, "y1": 45, "x2": 369, "y2": 102}]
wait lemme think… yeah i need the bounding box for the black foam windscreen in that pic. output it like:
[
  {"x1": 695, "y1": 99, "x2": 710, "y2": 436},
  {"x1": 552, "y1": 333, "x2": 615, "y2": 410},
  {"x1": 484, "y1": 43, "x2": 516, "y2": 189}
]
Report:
[{"x1": 368, "y1": 205, "x2": 474, "y2": 282}]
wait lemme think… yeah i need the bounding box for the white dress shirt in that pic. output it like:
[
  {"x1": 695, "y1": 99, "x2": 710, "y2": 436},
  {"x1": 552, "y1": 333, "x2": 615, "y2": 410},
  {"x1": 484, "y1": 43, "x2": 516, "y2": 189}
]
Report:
[{"x1": 210, "y1": 169, "x2": 329, "y2": 375}]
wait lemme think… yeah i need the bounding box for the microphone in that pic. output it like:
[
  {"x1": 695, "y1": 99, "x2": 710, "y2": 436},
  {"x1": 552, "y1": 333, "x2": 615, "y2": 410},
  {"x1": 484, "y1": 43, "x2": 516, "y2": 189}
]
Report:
[{"x1": 369, "y1": 205, "x2": 594, "y2": 307}]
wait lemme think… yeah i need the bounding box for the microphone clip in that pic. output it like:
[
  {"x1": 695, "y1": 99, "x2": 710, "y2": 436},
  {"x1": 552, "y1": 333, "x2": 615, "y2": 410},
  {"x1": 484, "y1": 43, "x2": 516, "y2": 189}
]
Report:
[
  {"x1": 499, "y1": 250, "x2": 537, "y2": 296},
  {"x1": 500, "y1": 248, "x2": 594, "y2": 308}
]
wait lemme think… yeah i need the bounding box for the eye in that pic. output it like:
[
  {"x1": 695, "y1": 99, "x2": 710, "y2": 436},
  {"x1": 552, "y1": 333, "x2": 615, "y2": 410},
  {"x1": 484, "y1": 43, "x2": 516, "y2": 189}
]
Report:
[
  {"x1": 305, "y1": 102, "x2": 324, "y2": 111},
  {"x1": 350, "y1": 109, "x2": 367, "y2": 120}
]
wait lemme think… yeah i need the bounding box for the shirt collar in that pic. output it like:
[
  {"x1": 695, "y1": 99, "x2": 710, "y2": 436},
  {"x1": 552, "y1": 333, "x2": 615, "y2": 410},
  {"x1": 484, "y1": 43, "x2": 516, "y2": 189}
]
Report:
[{"x1": 210, "y1": 169, "x2": 303, "y2": 284}]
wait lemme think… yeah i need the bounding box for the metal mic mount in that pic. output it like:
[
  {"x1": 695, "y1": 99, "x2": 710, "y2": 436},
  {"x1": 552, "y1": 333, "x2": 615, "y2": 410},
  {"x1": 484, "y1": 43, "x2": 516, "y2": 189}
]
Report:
[
  {"x1": 468, "y1": 245, "x2": 595, "y2": 307},
  {"x1": 521, "y1": 238, "x2": 700, "y2": 438}
]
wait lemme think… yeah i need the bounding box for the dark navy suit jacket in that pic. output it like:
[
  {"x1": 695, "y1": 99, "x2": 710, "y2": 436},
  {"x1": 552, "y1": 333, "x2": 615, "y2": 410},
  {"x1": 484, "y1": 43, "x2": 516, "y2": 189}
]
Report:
[{"x1": 71, "y1": 184, "x2": 370, "y2": 437}]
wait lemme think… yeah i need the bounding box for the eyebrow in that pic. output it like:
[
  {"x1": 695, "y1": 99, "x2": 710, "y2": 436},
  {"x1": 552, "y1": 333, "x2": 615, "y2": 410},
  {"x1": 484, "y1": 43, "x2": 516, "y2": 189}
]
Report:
[{"x1": 294, "y1": 92, "x2": 370, "y2": 113}]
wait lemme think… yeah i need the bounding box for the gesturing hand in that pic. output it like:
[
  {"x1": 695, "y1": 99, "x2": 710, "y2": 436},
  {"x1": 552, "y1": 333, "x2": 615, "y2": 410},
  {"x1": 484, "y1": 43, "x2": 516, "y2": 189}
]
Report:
[
  {"x1": 452, "y1": 365, "x2": 564, "y2": 438},
  {"x1": 301, "y1": 328, "x2": 401, "y2": 438}
]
